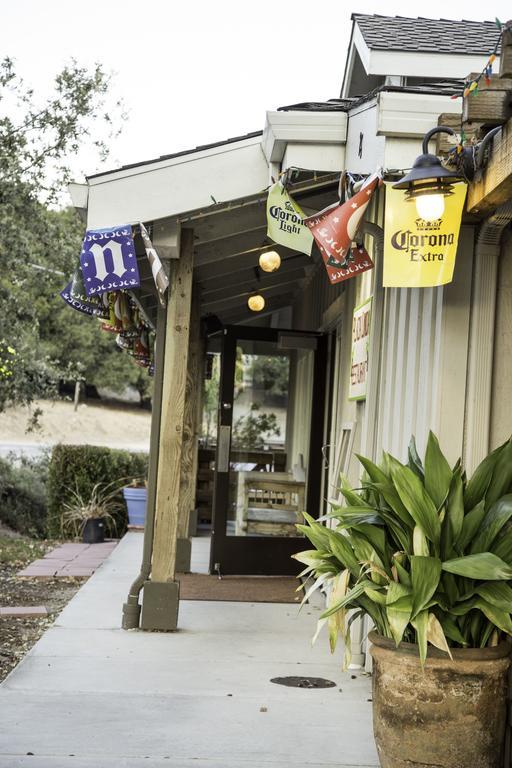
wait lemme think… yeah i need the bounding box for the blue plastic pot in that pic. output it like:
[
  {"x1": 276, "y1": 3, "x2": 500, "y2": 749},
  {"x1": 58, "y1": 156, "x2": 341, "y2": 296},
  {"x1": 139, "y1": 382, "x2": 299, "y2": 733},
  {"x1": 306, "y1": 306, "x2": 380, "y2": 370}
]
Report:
[{"x1": 123, "y1": 486, "x2": 147, "y2": 527}]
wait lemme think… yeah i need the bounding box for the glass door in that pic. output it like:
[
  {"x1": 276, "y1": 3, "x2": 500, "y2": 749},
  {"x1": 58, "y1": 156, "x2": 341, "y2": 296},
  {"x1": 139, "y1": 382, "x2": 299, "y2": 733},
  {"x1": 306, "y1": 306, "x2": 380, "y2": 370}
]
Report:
[{"x1": 210, "y1": 325, "x2": 327, "y2": 575}]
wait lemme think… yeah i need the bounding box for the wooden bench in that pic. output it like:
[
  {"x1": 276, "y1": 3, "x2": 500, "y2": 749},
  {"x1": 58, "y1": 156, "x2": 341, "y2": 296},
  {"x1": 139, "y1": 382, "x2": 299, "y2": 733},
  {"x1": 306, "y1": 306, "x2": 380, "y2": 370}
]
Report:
[{"x1": 235, "y1": 471, "x2": 305, "y2": 537}]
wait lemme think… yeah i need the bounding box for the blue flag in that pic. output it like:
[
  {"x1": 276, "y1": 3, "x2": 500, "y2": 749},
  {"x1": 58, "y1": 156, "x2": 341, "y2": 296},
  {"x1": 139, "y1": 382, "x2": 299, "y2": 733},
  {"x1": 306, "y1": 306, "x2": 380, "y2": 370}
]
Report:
[{"x1": 80, "y1": 225, "x2": 140, "y2": 297}]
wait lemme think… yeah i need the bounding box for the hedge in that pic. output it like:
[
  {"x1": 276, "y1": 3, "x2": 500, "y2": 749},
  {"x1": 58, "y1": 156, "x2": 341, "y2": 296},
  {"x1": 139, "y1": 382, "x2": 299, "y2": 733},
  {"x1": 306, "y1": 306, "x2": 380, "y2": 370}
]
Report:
[
  {"x1": 0, "y1": 453, "x2": 49, "y2": 538},
  {"x1": 47, "y1": 444, "x2": 148, "y2": 538}
]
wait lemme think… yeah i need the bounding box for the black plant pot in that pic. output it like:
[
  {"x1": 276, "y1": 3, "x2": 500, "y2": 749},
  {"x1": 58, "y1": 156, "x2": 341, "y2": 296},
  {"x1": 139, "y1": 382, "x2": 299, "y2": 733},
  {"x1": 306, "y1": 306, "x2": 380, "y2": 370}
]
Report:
[{"x1": 83, "y1": 518, "x2": 105, "y2": 544}]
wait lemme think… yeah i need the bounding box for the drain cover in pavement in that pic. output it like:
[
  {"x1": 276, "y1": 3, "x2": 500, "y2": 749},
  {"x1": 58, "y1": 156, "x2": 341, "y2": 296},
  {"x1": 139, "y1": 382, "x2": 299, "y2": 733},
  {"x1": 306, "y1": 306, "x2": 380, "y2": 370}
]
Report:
[{"x1": 270, "y1": 676, "x2": 336, "y2": 689}]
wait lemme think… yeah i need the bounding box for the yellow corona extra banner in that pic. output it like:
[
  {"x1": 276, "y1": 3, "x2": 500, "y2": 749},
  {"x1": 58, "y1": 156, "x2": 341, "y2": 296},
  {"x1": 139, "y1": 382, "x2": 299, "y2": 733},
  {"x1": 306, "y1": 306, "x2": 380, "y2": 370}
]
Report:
[{"x1": 383, "y1": 183, "x2": 467, "y2": 288}]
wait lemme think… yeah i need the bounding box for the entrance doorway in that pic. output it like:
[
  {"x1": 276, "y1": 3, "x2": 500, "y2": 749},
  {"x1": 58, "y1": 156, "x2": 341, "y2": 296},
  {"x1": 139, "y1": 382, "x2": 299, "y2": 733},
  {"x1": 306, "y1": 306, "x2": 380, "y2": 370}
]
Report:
[{"x1": 210, "y1": 325, "x2": 327, "y2": 575}]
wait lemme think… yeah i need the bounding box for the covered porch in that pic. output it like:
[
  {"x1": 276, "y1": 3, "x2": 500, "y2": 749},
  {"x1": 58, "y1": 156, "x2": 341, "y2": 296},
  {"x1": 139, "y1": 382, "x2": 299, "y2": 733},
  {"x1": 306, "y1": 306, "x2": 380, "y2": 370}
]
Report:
[
  {"x1": 0, "y1": 532, "x2": 378, "y2": 767},
  {"x1": 71, "y1": 123, "x2": 351, "y2": 633}
]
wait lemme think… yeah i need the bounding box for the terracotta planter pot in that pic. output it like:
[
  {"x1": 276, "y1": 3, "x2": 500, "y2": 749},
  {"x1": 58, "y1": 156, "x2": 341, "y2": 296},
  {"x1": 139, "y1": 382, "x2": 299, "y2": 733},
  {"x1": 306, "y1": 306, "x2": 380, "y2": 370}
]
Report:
[{"x1": 369, "y1": 631, "x2": 511, "y2": 768}]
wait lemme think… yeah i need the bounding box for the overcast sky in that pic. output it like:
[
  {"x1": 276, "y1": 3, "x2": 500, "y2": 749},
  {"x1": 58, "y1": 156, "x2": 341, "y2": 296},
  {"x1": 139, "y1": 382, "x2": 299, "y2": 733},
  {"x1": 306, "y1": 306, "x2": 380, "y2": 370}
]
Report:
[{"x1": 1, "y1": 0, "x2": 511, "y2": 181}]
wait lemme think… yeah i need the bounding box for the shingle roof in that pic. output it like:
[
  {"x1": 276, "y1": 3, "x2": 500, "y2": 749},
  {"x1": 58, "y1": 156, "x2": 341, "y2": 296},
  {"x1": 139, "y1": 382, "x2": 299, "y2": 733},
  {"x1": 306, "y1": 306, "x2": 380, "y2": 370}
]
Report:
[
  {"x1": 278, "y1": 99, "x2": 353, "y2": 112},
  {"x1": 353, "y1": 14, "x2": 502, "y2": 56},
  {"x1": 87, "y1": 131, "x2": 263, "y2": 179}
]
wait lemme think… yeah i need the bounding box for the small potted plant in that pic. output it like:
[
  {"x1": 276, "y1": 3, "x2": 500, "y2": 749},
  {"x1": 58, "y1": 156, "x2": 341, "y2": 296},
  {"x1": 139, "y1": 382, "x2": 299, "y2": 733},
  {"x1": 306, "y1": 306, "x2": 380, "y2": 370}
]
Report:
[
  {"x1": 122, "y1": 478, "x2": 147, "y2": 528},
  {"x1": 62, "y1": 481, "x2": 123, "y2": 543},
  {"x1": 295, "y1": 432, "x2": 512, "y2": 768}
]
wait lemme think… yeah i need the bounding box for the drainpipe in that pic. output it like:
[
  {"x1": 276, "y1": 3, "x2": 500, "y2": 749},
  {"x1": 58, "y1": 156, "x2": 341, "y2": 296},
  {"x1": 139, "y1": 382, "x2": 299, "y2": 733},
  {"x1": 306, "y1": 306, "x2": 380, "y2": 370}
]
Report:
[
  {"x1": 122, "y1": 301, "x2": 167, "y2": 629},
  {"x1": 464, "y1": 200, "x2": 512, "y2": 474}
]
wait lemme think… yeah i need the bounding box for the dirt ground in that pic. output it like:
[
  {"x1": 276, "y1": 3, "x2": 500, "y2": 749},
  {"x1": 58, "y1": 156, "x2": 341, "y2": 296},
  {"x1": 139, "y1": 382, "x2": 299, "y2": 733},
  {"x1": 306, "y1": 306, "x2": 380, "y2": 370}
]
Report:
[
  {"x1": 0, "y1": 533, "x2": 80, "y2": 683},
  {"x1": 0, "y1": 398, "x2": 151, "y2": 451}
]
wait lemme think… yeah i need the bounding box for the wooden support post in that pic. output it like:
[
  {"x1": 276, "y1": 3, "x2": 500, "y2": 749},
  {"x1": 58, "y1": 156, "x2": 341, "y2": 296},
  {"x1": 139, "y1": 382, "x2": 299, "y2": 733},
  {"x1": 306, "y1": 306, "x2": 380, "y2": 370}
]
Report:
[
  {"x1": 176, "y1": 287, "x2": 203, "y2": 573},
  {"x1": 140, "y1": 229, "x2": 194, "y2": 631}
]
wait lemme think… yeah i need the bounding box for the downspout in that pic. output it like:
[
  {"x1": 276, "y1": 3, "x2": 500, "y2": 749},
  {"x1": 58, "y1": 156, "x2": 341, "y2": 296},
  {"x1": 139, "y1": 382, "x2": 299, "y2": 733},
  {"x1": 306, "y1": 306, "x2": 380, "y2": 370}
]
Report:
[
  {"x1": 464, "y1": 201, "x2": 512, "y2": 474},
  {"x1": 122, "y1": 301, "x2": 167, "y2": 629}
]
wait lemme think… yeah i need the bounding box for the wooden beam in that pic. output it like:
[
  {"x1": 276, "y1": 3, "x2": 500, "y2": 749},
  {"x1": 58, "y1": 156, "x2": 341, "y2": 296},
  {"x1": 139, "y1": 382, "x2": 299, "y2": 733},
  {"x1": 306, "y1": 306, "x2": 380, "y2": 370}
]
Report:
[
  {"x1": 467, "y1": 120, "x2": 512, "y2": 214},
  {"x1": 152, "y1": 219, "x2": 181, "y2": 260},
  {"x1": 219, "y1": 292, "x2": 295, "y2": 324},
  {"x1": 195, "y1": 248, "x2": 306, "y2": 283},
  {"x1": 176, "y1": 287, "x2": 202, "y2": 570},
  {"x1": 151, "y1": 229, "x2": 194, "y2": 584},
  {"x1": 198, "y1": 262, "x2": 300, "y2": 295},
  {"x1": 201, "y1": 266, "x2": 308, "y2": 305},
  {"x1": 202, "y1": 281, "x2": 303, "y2": 314}
]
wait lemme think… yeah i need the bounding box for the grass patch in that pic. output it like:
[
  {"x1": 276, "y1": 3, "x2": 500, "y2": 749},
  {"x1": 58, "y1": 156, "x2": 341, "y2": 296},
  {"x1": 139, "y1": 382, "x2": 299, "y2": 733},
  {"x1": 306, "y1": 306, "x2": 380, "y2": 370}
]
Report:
[{"x1": 0, "y1": 536, "x2": 49, "y2": 566}]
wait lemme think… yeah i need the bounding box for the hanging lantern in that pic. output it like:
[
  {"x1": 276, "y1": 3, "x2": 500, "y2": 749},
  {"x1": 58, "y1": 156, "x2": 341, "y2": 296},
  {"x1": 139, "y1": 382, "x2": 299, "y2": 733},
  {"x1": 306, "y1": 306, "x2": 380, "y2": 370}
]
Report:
[
  {"x1": 259, "y1": 249, "x2": 281, "y2": 273},
  {"x1": 248, "y1": 294, "x2": 265, "y2": 312},
  {"x1": 393, "y1": 127, "x2": 464, "y2": 222}
]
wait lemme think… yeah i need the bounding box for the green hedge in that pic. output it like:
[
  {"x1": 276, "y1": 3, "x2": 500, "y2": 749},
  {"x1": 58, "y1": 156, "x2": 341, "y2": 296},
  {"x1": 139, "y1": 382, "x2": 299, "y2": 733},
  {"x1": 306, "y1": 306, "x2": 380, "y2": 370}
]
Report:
[
  {"x1": 47, "y1": 444, "x2": 148, "y2": 538},
  {"x1": 0, "y1": 453, "x2": 49, "y2": 538}
]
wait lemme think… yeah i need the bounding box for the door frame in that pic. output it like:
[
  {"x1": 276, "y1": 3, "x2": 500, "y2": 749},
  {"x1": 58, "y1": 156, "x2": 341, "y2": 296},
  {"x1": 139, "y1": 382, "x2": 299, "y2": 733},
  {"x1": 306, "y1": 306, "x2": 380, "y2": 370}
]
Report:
[{"x1": 209, "y1": 325, "x2": 328, "y2": 576}]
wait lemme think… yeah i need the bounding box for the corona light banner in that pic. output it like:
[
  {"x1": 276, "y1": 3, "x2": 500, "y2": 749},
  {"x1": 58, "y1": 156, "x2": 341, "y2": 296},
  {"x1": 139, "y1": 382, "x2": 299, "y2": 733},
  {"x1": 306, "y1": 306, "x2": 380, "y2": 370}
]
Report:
[
  {"x1": 266, "y1": 182, "x2": 313, "y2": 256},
  {"x1": 383, "y1": 183, "x2": 467, "y2": 288}
]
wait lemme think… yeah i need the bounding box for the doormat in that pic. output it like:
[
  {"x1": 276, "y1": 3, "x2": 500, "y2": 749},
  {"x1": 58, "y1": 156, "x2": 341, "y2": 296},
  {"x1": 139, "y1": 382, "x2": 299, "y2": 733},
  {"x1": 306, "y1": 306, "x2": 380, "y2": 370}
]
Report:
[{"x1": 177, "y1": 573, "x2": 301, "y2": 604}]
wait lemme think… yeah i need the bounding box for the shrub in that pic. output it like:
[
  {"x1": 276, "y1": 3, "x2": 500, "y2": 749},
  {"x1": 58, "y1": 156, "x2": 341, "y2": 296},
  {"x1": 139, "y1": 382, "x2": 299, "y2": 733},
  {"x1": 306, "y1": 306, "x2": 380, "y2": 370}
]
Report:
[
  {"x1": 47, "y1": 444, "x2": 148, "y2": 538},
  {"x1": 297, "y1": 432, "x2": 512, "y2": 666},
  {"x1": 0, "y1": 452, "x2": 50, "y2": 538}
]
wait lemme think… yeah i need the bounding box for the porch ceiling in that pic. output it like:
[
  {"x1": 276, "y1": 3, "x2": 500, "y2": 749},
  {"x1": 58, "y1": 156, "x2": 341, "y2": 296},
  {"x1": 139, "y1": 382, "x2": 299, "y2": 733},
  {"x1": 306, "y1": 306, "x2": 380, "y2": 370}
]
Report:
[
  {"x1": 129, "y1": 173, "x2": 339, "y2": 328},
  {"x1": 188, "y1": 173, "x2": 339, "y2": 325}
]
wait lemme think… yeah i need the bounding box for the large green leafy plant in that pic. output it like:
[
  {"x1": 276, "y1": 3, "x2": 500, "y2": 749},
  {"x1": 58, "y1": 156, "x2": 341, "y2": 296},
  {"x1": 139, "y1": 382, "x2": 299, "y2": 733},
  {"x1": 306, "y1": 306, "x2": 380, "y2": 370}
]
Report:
[{"x1": 295, "y1": 433, "x2": 512, "y2": 665}]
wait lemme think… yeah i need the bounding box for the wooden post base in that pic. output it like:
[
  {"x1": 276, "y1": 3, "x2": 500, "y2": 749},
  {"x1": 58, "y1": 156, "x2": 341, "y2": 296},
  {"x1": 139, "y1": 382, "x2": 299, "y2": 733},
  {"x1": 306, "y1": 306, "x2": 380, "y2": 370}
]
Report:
[
  {"x1": 176, "y1": 538, "x2": 192, "y2": 574},
  {"x1": 140, "y1": 580, "x2": 180, "y2": 631}
]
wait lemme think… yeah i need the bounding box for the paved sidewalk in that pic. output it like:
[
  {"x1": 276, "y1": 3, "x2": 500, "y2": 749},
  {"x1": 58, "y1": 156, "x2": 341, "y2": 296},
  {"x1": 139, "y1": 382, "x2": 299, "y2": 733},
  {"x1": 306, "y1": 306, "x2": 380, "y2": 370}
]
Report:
[
  {"x1": 18, "y1": 541, "x2": 118, "y2": 578},
  {"x1": 0, "y1": 533, "x2": 379, "y2": 768}
]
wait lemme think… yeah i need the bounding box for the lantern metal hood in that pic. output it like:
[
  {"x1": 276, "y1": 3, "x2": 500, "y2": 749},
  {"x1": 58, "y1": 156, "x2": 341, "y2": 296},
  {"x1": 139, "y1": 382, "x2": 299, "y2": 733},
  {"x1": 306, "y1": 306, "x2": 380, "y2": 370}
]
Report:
[{"x1": 393, "y1": 127, "x2": 465, "y2": 222}]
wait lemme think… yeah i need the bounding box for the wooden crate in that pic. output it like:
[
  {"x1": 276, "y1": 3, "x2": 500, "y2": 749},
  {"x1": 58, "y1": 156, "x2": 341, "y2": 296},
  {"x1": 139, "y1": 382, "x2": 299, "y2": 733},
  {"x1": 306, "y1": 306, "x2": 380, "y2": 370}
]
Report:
[
  {"x1": 436, "y1": 113, "x2": 482, "y2": 154},
  {"x1": 462, "y1": 73, "x2": 512, "y2": 126}
]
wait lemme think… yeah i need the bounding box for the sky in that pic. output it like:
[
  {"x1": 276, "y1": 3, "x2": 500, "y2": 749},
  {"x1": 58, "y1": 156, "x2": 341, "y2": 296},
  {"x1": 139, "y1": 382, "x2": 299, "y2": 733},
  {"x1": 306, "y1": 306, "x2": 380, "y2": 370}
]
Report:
[{"x1": 1, "y1": 0, "x2": 511, "y2": 182}]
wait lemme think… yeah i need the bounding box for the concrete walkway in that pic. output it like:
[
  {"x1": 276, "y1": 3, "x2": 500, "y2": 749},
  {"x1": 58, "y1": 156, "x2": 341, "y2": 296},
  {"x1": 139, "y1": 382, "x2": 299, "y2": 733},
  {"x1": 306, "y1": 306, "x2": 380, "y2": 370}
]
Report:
[{"x1": 0, "y1": 533, "x2": 379, "y2": 768}]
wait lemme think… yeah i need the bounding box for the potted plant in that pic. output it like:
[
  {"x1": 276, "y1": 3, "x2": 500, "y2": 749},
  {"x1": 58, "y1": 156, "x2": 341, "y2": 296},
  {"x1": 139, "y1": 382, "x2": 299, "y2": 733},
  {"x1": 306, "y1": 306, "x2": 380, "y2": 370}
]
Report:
[
  {"x1": 122, "y1": 478, "x2": 147, "y2": 527},
  {"x1": 295, "y1": 432, "x2": 512, "y2": 768},
  {"x1": 62, "y1": 481, "x2": 123, "y2": 543}
]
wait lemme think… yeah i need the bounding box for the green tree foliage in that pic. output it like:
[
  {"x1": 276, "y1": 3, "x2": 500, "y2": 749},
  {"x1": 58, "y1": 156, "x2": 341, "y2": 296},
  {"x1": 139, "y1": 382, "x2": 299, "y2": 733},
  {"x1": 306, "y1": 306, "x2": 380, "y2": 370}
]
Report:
[
  {"x1": 0, "y1": 57, "x2": 151, "y2": 412},
  {"x1": 250, "y1": 354, "x2": 289, "y2": 400},
  {"x1": 0, "y1": 452, "x2": 49, "y2": 537},
  {"x1": 47, "y1": 444, "x2": 148, "y2": 538},
  {"x1": 232, "y1": 404, "x2": 281, "y2": 450}
]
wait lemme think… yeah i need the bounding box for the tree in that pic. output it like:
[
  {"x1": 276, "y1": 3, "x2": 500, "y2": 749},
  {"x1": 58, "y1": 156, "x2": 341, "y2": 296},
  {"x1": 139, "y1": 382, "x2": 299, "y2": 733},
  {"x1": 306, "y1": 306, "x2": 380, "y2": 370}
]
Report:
[
  {"x1": 0, "y1": 57, "x2": 149, "y2": 413},
  {"x1": 231, "y1": 404, "x2": 281, "y2": 450},
  {"x1": 249, "y1": 355, "x2": 289, "y2": 401}
]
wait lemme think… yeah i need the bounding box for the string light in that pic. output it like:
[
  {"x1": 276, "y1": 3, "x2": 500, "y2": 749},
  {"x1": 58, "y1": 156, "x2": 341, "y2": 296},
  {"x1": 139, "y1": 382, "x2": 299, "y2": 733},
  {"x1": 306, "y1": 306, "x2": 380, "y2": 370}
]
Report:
[
  {"x1": 248, "y1": 294, "x2": 265, "y2": 312},
  {"x1": 452, "y1": 22, "x2": 509, "y2": 103},
  {"x1": 259, "y1": 250, "x2": 281, "y2": 273}
]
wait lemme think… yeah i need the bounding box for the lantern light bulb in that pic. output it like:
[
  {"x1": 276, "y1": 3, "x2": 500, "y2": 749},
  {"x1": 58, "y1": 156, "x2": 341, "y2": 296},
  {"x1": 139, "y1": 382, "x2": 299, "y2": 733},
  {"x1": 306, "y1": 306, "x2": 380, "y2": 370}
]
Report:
[
  {"x1": 248, "y1": 294, "x2": 265, "y2": 312},
  {"x1": 259, "y1": 250, "x2": 281, "y2": 273},
  {"x1": 415, "y1": 193, "x2": 445, "y2": 222}
]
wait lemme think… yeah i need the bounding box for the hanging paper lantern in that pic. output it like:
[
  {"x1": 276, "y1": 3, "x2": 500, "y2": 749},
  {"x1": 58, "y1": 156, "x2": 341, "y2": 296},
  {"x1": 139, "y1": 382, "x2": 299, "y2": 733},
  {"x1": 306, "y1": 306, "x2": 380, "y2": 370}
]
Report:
[
  {"x1": 248, "y1": 294, "x2": 265, "y2": 312},
  {"x1": 259, "y1": 250, "x2": 281, "y2": 272}
]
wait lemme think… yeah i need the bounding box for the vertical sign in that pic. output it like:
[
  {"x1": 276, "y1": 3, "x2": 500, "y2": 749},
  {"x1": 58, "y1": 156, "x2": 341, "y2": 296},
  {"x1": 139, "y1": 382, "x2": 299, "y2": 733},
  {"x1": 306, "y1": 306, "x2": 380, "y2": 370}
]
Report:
[{"x1": 349, "y1": 296, "x2": 372, "y2": 401}]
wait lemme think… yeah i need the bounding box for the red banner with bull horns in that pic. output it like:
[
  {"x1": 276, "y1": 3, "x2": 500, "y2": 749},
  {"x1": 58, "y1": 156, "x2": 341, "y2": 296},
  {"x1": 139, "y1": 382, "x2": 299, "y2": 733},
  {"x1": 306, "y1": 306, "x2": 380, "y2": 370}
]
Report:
[{"x1": 303, "y1": 174, "x2": 380, "y2": 285}]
